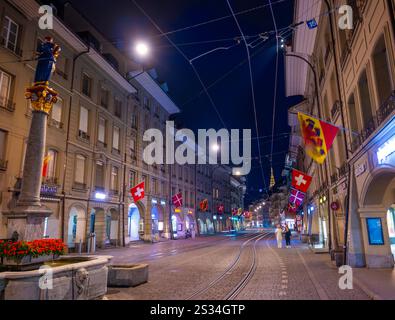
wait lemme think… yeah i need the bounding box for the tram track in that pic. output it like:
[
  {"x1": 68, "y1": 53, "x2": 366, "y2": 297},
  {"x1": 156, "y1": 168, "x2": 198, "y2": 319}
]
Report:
[
  {"x1": 186, "y1": 231, "x2": 272, "y2": 300},
  {"x1": 113, "y1": 232, "x2": 255, "y2": 264}
]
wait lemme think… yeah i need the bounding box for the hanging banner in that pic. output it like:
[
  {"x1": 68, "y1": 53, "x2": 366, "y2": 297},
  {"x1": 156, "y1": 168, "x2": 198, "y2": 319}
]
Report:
[
  {"x1": 130, "y1": 181, "x2": 145, "y2": 202},
  {"x1": 199, "y1": 199, "x2": 209, "y2": 212},
  {"x1": 172, "y1": 192, "x2": 183, "y2": 208},
  {"x1": 298, "y1": 112, "x2": 339, "y2": 164},
  {"x1": 289, "y1": 188, "x2": 306, "y2": 208},
  {"x1": 292, "y1": 169, "x2": 312, "y2": 193}
]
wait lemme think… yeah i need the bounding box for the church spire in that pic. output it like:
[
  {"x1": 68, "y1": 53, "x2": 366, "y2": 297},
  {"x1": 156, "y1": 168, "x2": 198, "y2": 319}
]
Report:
[{"x1": 270, "y1": 167, "x2": 276, "y2": 189}]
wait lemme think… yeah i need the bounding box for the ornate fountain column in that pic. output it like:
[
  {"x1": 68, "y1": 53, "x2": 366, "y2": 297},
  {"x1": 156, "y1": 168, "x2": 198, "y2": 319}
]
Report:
[{"x1": 4, "y1": 37, "x2": 60, "y2": 241}]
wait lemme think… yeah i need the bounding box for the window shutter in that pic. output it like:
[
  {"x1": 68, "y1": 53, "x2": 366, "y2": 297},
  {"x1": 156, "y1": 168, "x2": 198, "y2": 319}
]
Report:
[
  {"x1": 79, "y1": 106, "x2": 89, "y2": 133},
  {"x1": 52, "y1": 98, "x2": 62, "y2": 122},
  {"x1": 75, "y1": 155, "x2": 85, "y2": 184},
  {"x1": 113, "y1": 126, "x2": 120, "y2": 149},
  {"x1": 98, "y1": 117, "x2": 106, "y2": 142}
]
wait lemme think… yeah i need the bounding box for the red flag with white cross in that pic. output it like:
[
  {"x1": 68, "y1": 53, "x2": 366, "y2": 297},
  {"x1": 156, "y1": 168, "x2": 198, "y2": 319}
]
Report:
[
  {"x1": 131, "y1": 181, "x2": 145, "y2": 202},
  {"x1": 291, "y1": 169, "x2": 312, "y2": 193},
  {"x1": 172, "y1": 193, "x2": 183, "y2": 208}
]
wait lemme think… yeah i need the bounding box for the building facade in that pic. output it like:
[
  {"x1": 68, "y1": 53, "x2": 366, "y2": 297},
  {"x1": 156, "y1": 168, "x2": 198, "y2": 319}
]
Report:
[
  {"x1": 285, "y1": 0, "x2": 395, "y2": 268},
  {"x1": 0, "y1": 0, "x2": 247, "y2": 250}
]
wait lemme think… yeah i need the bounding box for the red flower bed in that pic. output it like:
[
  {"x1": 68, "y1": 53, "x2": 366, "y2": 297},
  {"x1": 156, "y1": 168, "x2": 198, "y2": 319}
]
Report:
[{"x1": 0, "y1": 239, "x2": 66, "y2": 261}]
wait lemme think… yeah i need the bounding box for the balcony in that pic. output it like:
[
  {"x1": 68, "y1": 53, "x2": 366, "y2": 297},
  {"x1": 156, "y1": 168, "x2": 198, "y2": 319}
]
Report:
[
  {"x1": 78, "y1": 130, "x2": 90, "y2": 142},
  {"x1": 112, "y1": 148, "x2": 121, "y2": 156},
  {"x1": 0, "y1": 159, "x2": 8, "y2": 171},
  {"x1": 0, "y1": 97, "x2": 15, "y2": 112},
  {"x1": 55, "y1": 68, "x2": 68, "y2": 80},
  {"x1": 43, "y1": 177, "x2": 59, "y2": 185},
  {"x1": 109, "y1": 189, "x2": 119, "y2": 197},
  {"x1": 97, "y1": 141, "x2": 107, "y2": 149},
  {"x1": 331, "y1": 101, "x2": 341, "y2": 120},
  {"x1": 330, "y1": 172, "x2": 338, "y2": 185},
  {"x1": 94, "y1": 186, "x2": 105, "y2": 193},
  {"x1": 72, "y1": 182, "x2": 88, "y2": 191},
  {"x1": 351, "y1": 91, "x2": 395, "y2": 153}
]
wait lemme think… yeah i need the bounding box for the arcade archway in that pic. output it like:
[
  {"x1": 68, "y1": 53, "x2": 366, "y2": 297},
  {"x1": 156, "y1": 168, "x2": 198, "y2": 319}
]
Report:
[
  {"x1": 67, "y1": 206, "x2": 86, "y2": 249},
  {"x1": 128, "y1": 203, "x2": 144, "y2": 242}
]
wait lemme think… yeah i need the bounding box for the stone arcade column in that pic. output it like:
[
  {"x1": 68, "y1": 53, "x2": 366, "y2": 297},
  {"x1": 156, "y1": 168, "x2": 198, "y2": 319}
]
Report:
[{"x1": 5, "y1": 84, "x2": 58, "y2": 241}]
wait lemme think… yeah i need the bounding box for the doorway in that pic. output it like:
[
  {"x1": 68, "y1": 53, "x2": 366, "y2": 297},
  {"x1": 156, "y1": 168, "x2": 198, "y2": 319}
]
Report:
[
  {"x1": 128, "y1": 204, "x2": 141, "y2": 241},
  {"x1": 387, "y1": 207, "x2": 395, "y2": 259}
]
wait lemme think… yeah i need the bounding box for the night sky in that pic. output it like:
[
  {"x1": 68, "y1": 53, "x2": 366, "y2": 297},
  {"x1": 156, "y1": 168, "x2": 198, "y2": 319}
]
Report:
[{"x1": 51, "y1": 0, "x2": 301, "y2": 205}]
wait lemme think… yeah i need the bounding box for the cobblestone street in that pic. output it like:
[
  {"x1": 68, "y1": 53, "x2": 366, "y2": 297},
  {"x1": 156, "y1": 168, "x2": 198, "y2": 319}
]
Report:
[{"x1": 97, "y1": 231, "x2": 371, "y2": 300}]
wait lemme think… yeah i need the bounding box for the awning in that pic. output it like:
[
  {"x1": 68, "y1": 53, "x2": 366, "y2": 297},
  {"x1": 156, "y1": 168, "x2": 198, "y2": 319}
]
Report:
[{"x1": 285, "y1": 0, "x2": 323, "y2": 97}]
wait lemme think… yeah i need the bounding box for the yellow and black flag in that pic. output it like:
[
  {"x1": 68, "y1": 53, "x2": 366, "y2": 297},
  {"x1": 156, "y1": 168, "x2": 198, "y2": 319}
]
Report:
[{"x1": 298, "y1": 112, "x2": 339, "y2": 164}]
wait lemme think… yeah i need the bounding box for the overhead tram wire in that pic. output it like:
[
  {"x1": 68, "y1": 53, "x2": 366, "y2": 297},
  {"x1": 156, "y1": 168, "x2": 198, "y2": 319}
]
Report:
[
  {"x1": 150, "y1": 0, "x2": 290, "y2": 39},
  {"x1": 131, "y1": 0, "x2": 228, "y2": 129},
  {"x1": 226, "y1": 0, "x2": 269, "y2": 193},
  {"x1": 268, "y1": 0, "x2": 279, "y2": 169},
  {"x1": 180, "y1": 31, "x2": 290, "y2": 108}
]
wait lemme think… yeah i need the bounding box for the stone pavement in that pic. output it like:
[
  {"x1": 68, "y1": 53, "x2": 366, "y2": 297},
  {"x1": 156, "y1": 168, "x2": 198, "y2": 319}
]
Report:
[
  {"x1": 236, "y1": 238, "x2": 370, "y2": 300},
  {"x1": 93, "y1": 232, "x2": 394, "y2": 300},
  {"x1": 352, "y1": 266, "x2": 395, "y2": 300}
]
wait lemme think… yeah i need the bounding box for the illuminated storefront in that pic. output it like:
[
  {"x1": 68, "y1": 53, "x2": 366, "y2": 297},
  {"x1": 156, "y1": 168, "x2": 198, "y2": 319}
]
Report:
[{"x1": 348, "y1": 119, "x2": 395, "y2": 268}]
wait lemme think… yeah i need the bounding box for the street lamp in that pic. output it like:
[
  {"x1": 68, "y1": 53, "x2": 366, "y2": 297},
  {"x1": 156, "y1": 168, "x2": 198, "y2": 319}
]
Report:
[{"x1": 135, "y1": 41, "x2": 150, "y2": 57}]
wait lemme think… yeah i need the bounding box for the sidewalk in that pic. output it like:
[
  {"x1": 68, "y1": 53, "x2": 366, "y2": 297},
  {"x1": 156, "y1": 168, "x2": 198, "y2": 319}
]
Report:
[
  {"x1": 352, "y1": 268, "x2": 395, "y2": 300},
  {"x1": 298, "y1": 241, "x2": 395, "y2": 300}
]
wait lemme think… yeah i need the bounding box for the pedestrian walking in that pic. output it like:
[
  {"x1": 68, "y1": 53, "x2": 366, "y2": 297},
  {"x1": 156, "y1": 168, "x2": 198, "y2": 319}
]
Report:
[
  {"x1": 285, "y1": 225, "x2": 292, "y2": 248},
  {"x1": 275, "y1": 225, "x2": 283, "y2": 249}
]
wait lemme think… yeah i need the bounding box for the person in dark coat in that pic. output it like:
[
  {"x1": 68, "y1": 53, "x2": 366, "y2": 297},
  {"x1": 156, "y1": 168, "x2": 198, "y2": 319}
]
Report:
[{"x1": 285, "y1": 225, "x2": 292, "y2": 248}]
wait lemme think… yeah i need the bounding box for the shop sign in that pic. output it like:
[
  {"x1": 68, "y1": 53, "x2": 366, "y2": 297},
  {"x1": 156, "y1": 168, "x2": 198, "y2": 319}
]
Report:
[
  {"x1": 355, "y1": 162, "x2": 366, "y2": 177},
  {"x1": 377, "y1": 135, "x2": 395, "y2": 165},
  {"x1": 41, "y1": 184, "x2": 57, "y2": 195},
  {"x1": 331, "y1": 201, "x2": 340, "y2": 211}
]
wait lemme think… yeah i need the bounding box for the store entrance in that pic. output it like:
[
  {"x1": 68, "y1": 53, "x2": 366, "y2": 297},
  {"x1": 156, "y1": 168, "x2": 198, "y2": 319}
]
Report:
[{"x1": 387, "y1": 207, "x2": 395, "y2": 259}]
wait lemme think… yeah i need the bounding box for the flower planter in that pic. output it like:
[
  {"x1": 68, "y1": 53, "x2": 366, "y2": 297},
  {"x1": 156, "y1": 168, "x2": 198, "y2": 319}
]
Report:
[
  {"x1": 2, "y1": 255, "x2": 58, "y2": 271},
  {"x1": 0, "y1": 239, "x2": 66, "y2": 271}
]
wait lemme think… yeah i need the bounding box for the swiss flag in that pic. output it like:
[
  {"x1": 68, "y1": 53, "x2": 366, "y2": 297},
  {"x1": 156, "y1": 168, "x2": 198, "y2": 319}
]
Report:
[
  {"x1": 130, "y1": 182, "x2": 145, "y2": 202},
  {"x1": 172, "y1": 193, "x2": 183, "y2": 208},
  {"x1": 292, "y1": 169, "x2": 312, "y2": 193},
  {"x1": 217, "y1": 204, "x2": 224, "y2": 214}
]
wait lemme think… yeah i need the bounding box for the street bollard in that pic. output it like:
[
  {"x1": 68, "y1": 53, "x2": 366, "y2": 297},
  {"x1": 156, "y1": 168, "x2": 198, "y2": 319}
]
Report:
[{"x1": 78, "y1": 239, "x2": 82, "y2": 255}]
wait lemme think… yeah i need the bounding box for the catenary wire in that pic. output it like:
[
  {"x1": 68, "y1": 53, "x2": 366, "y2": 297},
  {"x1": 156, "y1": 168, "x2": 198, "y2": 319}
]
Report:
[
  {"x1": 131, "y1": 0, "x2": 228, "y2": 130},
  {"x1": 226, "y1": 0, "x2": 268, "y2": 193},
  {"x1": 268, "y1": 0, "x2": 279, "y2": 172}
]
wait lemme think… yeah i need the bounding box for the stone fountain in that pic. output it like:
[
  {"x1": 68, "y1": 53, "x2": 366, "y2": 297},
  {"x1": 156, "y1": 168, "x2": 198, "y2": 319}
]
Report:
[{"x1": 0, "y1": 37, "x2": 111, "y2": 300}]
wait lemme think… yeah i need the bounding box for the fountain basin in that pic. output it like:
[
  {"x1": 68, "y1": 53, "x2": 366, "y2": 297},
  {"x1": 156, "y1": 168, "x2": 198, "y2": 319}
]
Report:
[
  {"x1": 108, "y1": 264, "x2": 148, "y2": 287},
  {"x1": 0, "y1": 255, "x2": 112, "y2": 300}
]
